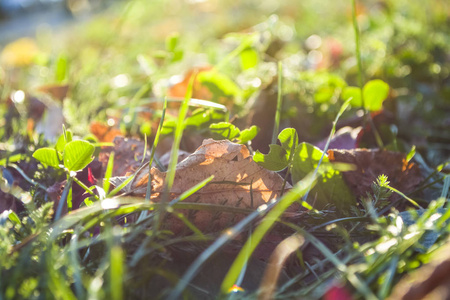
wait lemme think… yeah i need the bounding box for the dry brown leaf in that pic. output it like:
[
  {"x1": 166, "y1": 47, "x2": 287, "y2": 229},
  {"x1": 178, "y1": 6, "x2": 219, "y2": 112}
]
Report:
[
  {"x1": 99, "y1": 137, "x2": 149, "y2": 177},
  {"x1": 131, "y1": 139, "x2": 292, "y2": 231},
  {"x1": 36, "y1": 84, "x2": 69, "y2": 101},
  {"x1": 388, "y1": 240, "x2": 450, "y2": 300},
  {"x1": 327, "y1": 149, "x2": 422, "y2": 204}
]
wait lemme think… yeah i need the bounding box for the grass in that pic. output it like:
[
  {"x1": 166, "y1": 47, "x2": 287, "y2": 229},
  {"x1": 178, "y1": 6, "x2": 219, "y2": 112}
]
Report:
[{"x1": 0, "y1": 0, "x2": 449, "y2": 299}]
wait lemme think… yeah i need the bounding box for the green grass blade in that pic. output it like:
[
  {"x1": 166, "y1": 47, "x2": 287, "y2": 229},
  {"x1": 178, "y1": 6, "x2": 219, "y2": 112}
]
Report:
[
  {"x1": 215, "y1": 35, "x2": 255, "y2": 71},
  {"x1": 154, "y1": 71, "x2": 195, "y2": 231},
  {"x1": 352, "y1": 0, "x2": 364, "y2": 108},
  {"x1": 221, "y1": 172, "x2": 317, "y2": 294},
  {"x1": 169, "y1": 175, "x2": 214, "y2": 206},
  {"x1": 110, "y1": 245, "x2": 125, "y2": 300},
  {"x1": 108, "y1": 175, "x2": 136, "y2": 197},
  {"x1": 137, "y1": 97, "x2": 168, "y2": 222},
  {"x1": 146, "y1": 97, "x2": 168, "y2": 201},
  {"x1": 288, "y1": 224, "x2": 378, "y2": 300},
  {"x1": 55, "y1": 177, "x2": 73, "y2": 221},
  {"x1": 303, "y1": 98, "x2": 351, "y2": 201},
  {"x1": 167, "y1": 201, "x2": 280, "y2": 300},
  {"x1": 103, "y1": 152, "x2": 115, "y2": 194}
]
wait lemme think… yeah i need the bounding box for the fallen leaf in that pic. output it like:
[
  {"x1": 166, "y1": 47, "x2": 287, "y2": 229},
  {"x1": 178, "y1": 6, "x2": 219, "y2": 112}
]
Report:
[
  {"x1": 131, "y1": 139, "x2": 292, "y2": 231},
  {"x1": 388, "y1": 239, "x2": 450, "y2": 300},
  {"x1": 98, "y1": 137, "x2": 149, "y2": 177},
  {"x1": 90, "y1": 121, "x2": 123, "y2": 143},
  {"x1": 167, "y1": 66, "x2": 213, "y2": 100},
  {"x1": 158, "y1": 150, "x2": 191, "y2": 169},
  {"x1": 36, "y1": 84, "x2": 69, "y2": 101},
  {"x1": 327, "y1": 149, "x2": 422, "y2": 203}
]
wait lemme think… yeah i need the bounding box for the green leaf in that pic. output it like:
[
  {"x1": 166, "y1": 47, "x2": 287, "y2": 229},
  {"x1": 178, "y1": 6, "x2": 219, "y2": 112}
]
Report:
[
  {"x1": 291, "y1": 143, "x2": 355, "y2": 211},
  {"x1": 209, "y1": 122, "x2": 240, "y2": 140},
  {"x1": 55, "y1": 130, "x2": 73, "y2": 159},
  {"x1": 8, "y1": 210, "x2": 21, "y2": 225},
  {"x1": 239, "y1": 47, "x2": 259, "y2": 70},
  {"x1": 343, "y1": 80, "x2": 389, "y2": 111},
  {"x1": 55, "y1": 54, "x2": 69, "y2": 83},
  {"x1": 63, "y1": 140, "x2": 95, "y2": 172},
  {"x1": 298, "y1": 71, "x2": 347, "y2": 104},
  {"x1": 278, "y1": 128, "x2": 298, "y2": 152},
  {"x1": 161, "y1": 119, "x2": 177, "y2": 135},
  {"x1": 406, "y1": 145, "x2": 416, "y2": 162},
  {"x1": 342, "y1": 86, "x2": 362, "y2": 108},
  {"x1": 253, "y1": 145, "x2": 289, "y2": 171},
  {"x1": 0, "y1": 153, "x2": 26, "y2": 167},
  {"x1": 165, "y1": 32, "x2": 179, "y2": 52},
  {"x1": 363, "y1": 79, "x2": 389, "y2": 111},
  {"x1": 238, "y1": 125, "x2": 259, "y2": 144},
  {"x1": 185, "y1": 109, "x2": 211, "y2": 128},
  {"x1": 33, "y1": 148, "x2": 61, "y2": 168},
  {"x1": 197, "y1": 70, "x2": 241, "y2": 99},
  {"x1": 314, "y1": 86, "x2": 335, "y2": 103},
  {"x1": 253, "y1": 128, "x2": 297, "y2": 171}
]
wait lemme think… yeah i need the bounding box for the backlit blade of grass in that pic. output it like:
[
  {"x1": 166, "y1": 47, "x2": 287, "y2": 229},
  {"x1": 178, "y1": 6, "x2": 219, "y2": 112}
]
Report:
[
  {"x1": 351, "y1": 0, "x2": 383, "y2": 147},
  {"x1": 215, "y1": 35, "x2": 256, "y2": 71},
  {"x1": 220, "y1": 172, "x2": 317, "y2": 294},
  {"x1": 167, "y1": 200, "x2": 281, "y2": 300},
  {"x1": 154, "y1": 71, "x2": 196, "y2": 231},
  {"x1": 47, "y1": 247, "x2": 77, "y2": 300},
  {"x1": 303, "y1": 97, "x2": 351, "y2": 201},
  {"x1": 137, "y1": 97, "x2": 168, "y2": 221},
  {"x1": 108, "y1": 175, "x2": 135, "y2": 197},
  {"x1": 167, "y1": 171, "x2": 319, "y2": 300},
  {"x1": 169, "y1": 175, "x2": 214, "y2": 206},
  {"x1": 70, "y1": 229, "x2": 85, "y2": 299},
  {"x1": 110, "y1": 245, "x2": 124, "y2": 300},
  {"x1": 287, "y1": 223, "x2": 377, "y2": 300},
  {"x1": 103, "y1": 152, "x2": 115, "y2": 194},
  {"x1": 258, "y1": 233, "x2": 305, "y2": 300}
]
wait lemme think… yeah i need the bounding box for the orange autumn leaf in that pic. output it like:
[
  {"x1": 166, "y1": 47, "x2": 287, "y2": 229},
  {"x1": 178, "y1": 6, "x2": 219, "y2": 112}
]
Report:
[
  {"x1": 167, "y1": 66, "x2": 213, "y2": 100},
  {"x1": 90, "y1": 121, "x2": 123, "y2": 143}
]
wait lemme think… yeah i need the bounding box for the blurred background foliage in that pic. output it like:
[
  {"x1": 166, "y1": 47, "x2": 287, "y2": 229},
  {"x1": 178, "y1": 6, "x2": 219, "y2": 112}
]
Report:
[{"x1": 0, "y1": 0, "x2": 449, "y2": 298}]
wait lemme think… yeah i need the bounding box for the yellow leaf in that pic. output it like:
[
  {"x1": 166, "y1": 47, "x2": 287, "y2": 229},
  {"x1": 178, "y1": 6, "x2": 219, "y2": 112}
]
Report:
[{"x1": 1, "y1": 38, "x2": 39, "y2": 67}]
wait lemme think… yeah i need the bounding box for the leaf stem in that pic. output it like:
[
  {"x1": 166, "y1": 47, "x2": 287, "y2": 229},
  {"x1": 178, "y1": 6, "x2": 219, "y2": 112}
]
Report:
[
  {"x1": 352, "y1": 0, "x2": 384, "y2": 148},
  {"x1": 352, "y1": 0, "x2": 364, "y2": 109},
  {"x1": 272, "y1": 61, "x2": 283, "y2": 145}
]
